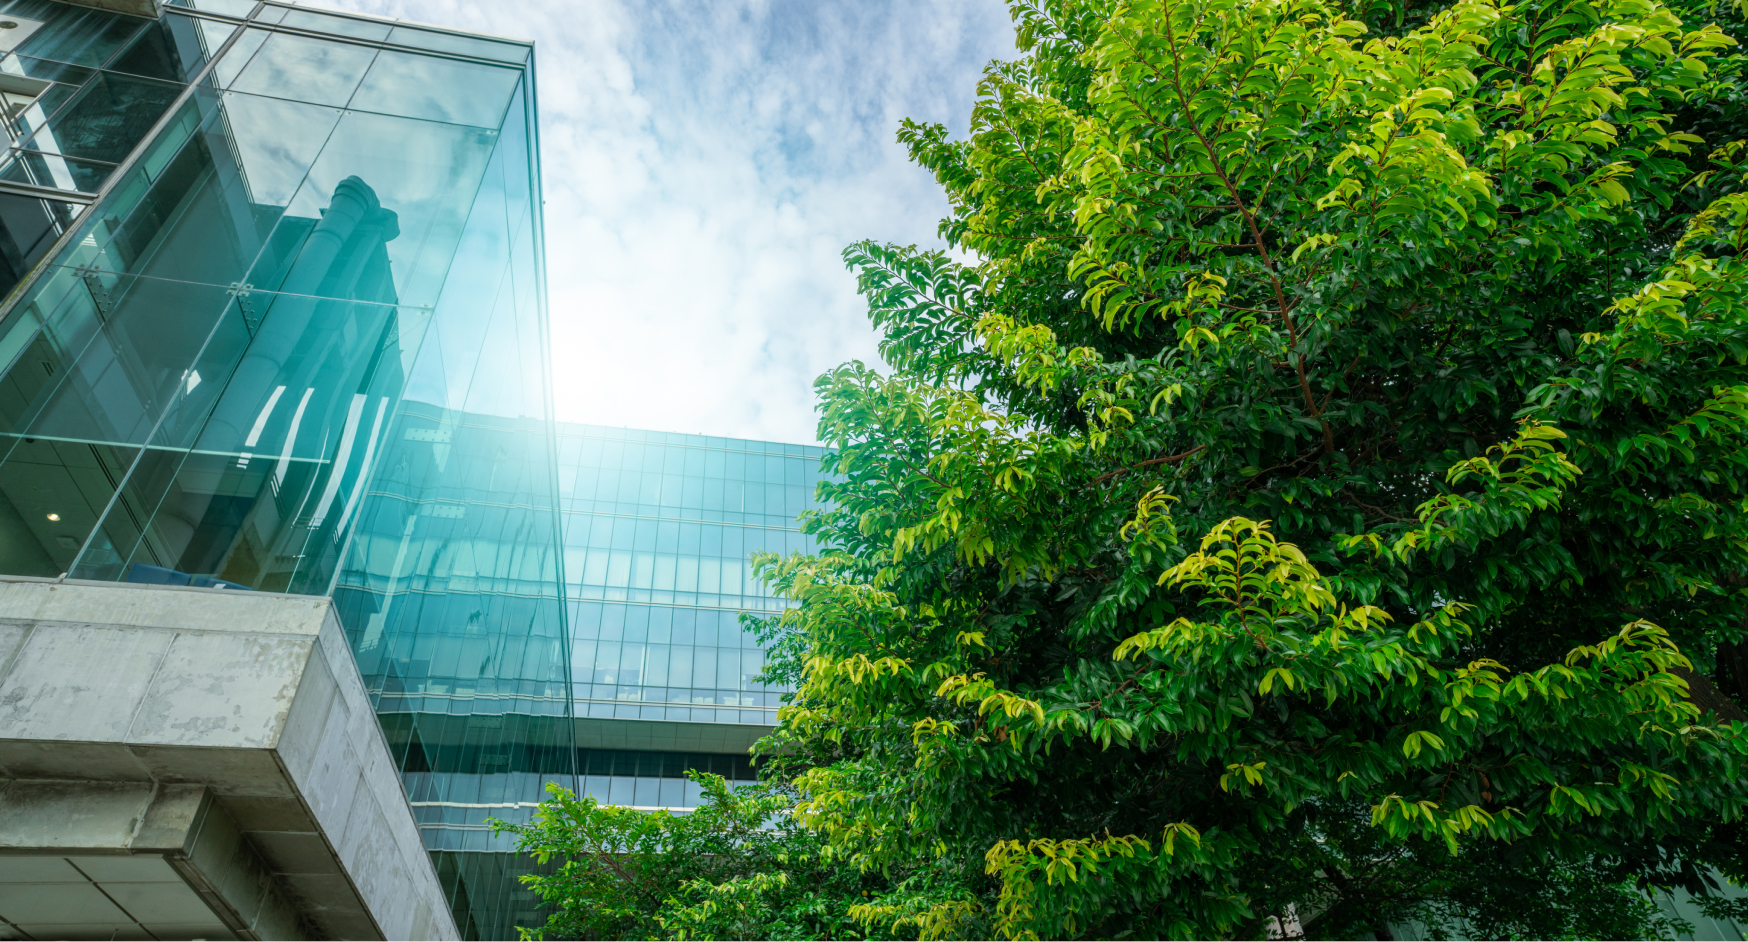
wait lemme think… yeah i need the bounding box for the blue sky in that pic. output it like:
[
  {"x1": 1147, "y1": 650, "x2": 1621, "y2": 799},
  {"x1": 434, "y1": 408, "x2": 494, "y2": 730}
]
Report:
[{"x1": 321, "y1": 0, "x2": 1015, "y2": 444}]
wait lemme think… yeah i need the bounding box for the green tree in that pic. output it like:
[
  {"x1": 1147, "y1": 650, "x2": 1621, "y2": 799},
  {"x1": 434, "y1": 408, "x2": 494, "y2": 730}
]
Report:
[
  {"x1": 493, "y1": 774, "x2": 886, "y2": 940},
  {"x1": 750, "y1": 0, "x2": 1748, "y2": 936}
]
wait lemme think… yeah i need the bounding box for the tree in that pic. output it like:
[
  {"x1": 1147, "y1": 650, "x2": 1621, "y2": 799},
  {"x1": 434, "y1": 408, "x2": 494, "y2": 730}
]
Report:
[
  {"x1": 494, "y1": 774, "x2": 886, "y2": 940},
  {"x1": 750, "y1": 0, "x2": 1748, "y2": 936}
]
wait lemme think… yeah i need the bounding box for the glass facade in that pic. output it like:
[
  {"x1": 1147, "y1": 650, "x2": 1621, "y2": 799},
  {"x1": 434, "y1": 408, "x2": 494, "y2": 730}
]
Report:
[
  {"x1": 0, "y1": 2, "x2": 827, "y2": 939},
  {"x1": 560, "y1": 424, "x2": 826, "y2": 726}
]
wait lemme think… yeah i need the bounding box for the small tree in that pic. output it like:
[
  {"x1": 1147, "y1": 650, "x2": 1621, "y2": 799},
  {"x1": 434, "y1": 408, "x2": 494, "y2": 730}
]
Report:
[
  {"x1": 494, "y1": 774, "x2": 882, "y2": 940},
  {"x1": 750, "y1": 0, "x2": 1748, "y2": 936}
]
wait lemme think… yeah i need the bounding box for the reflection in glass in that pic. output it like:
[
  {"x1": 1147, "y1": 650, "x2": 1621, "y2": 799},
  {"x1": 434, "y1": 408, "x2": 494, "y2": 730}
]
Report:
[
  {"x1": 0, "y1": 193, "x2": 71, "y2": 297},
  {"x1": 104, "y1": 11, "x2": 233, "y2": 83},
  {"x1": 0, "y1": 437, "x2": 136, "y2": 577},
  {"x1": 7, "y1": 82, "x2": 80, "y2": 140},
  {"x1": 384, "y1": 26, "x2": 529, "y2": 65},
  {"x1": 11, "y1": 4, "x2": 141, "y2": 68},
  {"x1": 21, "y1": 70, "x2": 182, "y2": 163},
  {"x1": 227, "y1": 30, "x2": 375, "y2": 107},
  {"x1": 278, "y1": 8, "x2": 390, "y2": 42},
  {"x1": 349, "y1": 50, "x2": 519, "y2": 128},
  {"x1": 0, "y1": 55, "x2": 92, "y2": 83},
  {"x1": 264, "y1": 108, "x2": 498, "y2": 309},
  {"x1": 0, "y1": 149, "x2": 113, "y2": 191}
]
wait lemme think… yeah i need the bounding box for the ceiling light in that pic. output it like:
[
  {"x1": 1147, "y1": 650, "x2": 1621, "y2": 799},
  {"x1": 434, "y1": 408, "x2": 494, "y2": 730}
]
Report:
[{"x1": 45, "y1": 513, "x2": 59, "y2": 521}]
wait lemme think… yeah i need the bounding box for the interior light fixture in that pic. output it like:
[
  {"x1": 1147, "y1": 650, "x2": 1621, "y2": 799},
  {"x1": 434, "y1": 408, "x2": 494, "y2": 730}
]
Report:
[{"x1": 45, "y1": 512, "x2": 59, "y2": 521}]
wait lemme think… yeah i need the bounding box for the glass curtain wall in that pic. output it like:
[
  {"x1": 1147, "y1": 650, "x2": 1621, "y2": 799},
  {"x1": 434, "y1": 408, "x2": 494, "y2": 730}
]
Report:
[
  {"x1": 559, "y1": 424, "x2": 827, "y2": 728},
  {"x1": 0, "y1": 2, "x2": 564, "y2": 937}
]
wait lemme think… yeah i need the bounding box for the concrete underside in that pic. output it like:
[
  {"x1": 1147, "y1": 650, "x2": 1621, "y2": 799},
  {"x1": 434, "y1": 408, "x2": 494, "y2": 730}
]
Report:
[{"x1": 0, "y1": 577, "x2": 459, "y2": 941}]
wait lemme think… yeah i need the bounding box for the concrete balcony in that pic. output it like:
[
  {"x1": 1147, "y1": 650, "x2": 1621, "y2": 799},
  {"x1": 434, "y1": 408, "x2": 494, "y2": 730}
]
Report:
[{"x1": 0, "y1": 576, "x2": 459, "y2": 941}]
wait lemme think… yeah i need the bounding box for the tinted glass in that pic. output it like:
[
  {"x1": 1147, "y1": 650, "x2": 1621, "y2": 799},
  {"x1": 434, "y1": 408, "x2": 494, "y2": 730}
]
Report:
[
  {"x1": 226, "y1": 30, "x2": 374, "y2": 107},
  {"x1": 0, "y1": 54, "x2": 92, "y2": 82},
  {"x1": 348, "y1": 50, "x2": 519, "y2": 128},
  {"x1": 105, "y1": 11, "x2": 233, "y2": 83},
  {"x1": 7, "y1": 81, "x2": 78, "y2": 138},
  {"x1": 384, "y1": 26, "x2": 528, "y2": 65},
  {"x1": 12, "y1": 6, "x2": 141, "y2": 68},
  {"x1": 276, "y1": 8, "x2": 389, "y2": 41},
  {"x1": 0, "y1": 149, "x2": 112, "y2": 191},
  {"x1": 0, "y1": 192, "x2": 69, "y2": 298},
  {"x1": 20, "y1": 70, "x2": 181, "y2": 163}
]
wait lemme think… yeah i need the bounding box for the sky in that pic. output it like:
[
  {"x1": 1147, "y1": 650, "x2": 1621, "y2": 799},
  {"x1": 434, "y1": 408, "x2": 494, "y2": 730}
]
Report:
[{"x1": 319, "y1": 0, "x2": 1016, "y2": 445}]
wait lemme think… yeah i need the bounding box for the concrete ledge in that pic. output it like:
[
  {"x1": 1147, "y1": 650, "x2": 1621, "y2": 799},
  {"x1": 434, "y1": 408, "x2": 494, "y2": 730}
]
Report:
[{"x1": 0, "y1": 578, "x2": 458, "y2": 941}]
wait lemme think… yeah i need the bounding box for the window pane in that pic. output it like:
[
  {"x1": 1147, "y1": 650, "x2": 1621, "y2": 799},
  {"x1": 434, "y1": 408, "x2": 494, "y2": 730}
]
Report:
[
  {"x1": 0, "y1": 55, "x2": 93, "y2": 83},
  {"x1": 384, "y1": 26, "x2": 527, "y2": 64},
  {"x1": 349, "y1": 50, "x2": 519, "y2": 128},
  {"x1": 0, "y1": 149, "x2": 113, "y2": 192},
  {"x1": 105, "y1": 12, "x2": 233, "y2": 83},
  {"x1": 227, "y1": 30, "x2": 375, "y2": 108},
  {"x1": 277, "y1": 8, "x2": 390, "y2": 42},
  {"x1": 14, "y1": 7, "x2": 141, "y2": 69},
  {"x1": 9, "y1": 81, "x2": 82, "y2": 139},
  {"x1": 20, "y1": 71, "x2": 181, "y2": 163}
]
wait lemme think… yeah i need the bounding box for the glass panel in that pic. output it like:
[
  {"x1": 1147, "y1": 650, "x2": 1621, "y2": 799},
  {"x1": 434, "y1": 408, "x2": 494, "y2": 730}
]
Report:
[
  {"x1": 71, "y1": 292, "x2": 431, "y2": 591},
  {"x1": 207, "y1": 25, "x2": 263, "y2": 88},
  {"x1": 226, "y1": 30, "x2": 375, "y2": 108},
  {"x1": 105, "y1": 11, "x2": 235, "y2": 83},
  {"x1": 253, "y1": 110, "x2": 497, "y2": 309},
  {"x1": 5, "y1": 270, "x2": 234, "y2": 446},
  {"x1": 8, "y1": 81, "x2": 81, "y2": 139},
  {"x1": 0, "y1": 54, "x2": 91, "y2": 82},
  {"x1": 0, "y1": 193, "x2": 71, "y2": 299},
  {"x1": 0, "y1": 436, "x2": 137, "y2": 577},
  {"x1": 384, "y1": 26, "x2": 528, "y2": 65},
  {"x1": 57, "y1": 87, "x2": 342, "y2": 285},
  {"x1": 13, "y1": 6, "x2": 142, "y2": 69},
  {"x1": 20, "y1": 70, "x2": 182, "y2": 164},
  {"x1": 348, "y1": 50, "x2": 520, "y2": 129},
  {"x1": 0, "y1": 149, "x2": 114, "y2": 191},
  {"x1": 165, "y1": 0, "x2": 258, "y2": 17},
  {"x1": 277, "y1": 8, "x2": 390, "y2": 42}
]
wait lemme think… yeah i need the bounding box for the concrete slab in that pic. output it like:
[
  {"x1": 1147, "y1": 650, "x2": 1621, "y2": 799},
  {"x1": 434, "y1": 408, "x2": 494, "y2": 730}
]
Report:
[{"x1": 0, "y1": 576, "x2": 459, "y2": 941}]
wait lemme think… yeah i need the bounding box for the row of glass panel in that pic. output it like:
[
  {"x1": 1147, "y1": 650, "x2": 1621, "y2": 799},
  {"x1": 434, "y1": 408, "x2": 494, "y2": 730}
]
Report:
[
  {"x1": 575, "y1": 685, "x2": 781, "y2": 708},
  {"x1": 558, "y1": 437, "x2": 822, "y2": 481},
  {"x1": 575, "y1": 640, "x2": 766, "y2": 690},
  {"x1": 567, "y1": 582, "x2": 790, "y2": 612},
  {"x1": 560, "y1": 423, "x2": 821, "y2": 455},
  {"x1": 564, "y1": 499, "x2": 810, "y2": 530},
  {"x1": 563, "y1": 472, "x2": 813, "y2": 517},
  {"x1": 569, "y1": 601, "x2": 772, "y2": 647},
  {"x1": 0, "y1": 0, "x2": 528, "y2": 202},
  {"x1": 562, "y1": 513, "x2": 812, "y2": 556}
]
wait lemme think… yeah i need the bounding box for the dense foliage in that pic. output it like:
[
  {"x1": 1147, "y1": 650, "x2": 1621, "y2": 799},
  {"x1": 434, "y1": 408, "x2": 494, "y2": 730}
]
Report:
[
  {"x1": 513, "y1": 0, "x2": 1748, "y2": 936},
  {"x1": 755, "y1": 0, "x2": 1748, "y2": 936},
  {"x1": 494, "y1": 775, "x2": 885, "y2": 940}
]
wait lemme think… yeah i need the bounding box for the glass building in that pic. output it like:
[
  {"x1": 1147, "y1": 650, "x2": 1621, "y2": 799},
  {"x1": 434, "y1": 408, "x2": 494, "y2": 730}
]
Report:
[
  {"x1": 0, "y1": 1, "x2": 826, "y2": 937},
  {"x1": 352, "y1": 420, "x2": 825, "y2": 937}
]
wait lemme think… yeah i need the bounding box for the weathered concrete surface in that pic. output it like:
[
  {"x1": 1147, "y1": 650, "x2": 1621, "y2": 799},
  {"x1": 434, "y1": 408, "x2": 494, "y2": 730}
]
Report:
[{"x1": 0, "y1": 577, "x2": 459, "y2": 941}]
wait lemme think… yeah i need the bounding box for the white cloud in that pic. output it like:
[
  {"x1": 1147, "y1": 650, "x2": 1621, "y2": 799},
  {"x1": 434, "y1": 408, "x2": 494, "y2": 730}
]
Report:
[{"x1": 312, "y1": 0, "x2": 1014, "y2": 444}]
